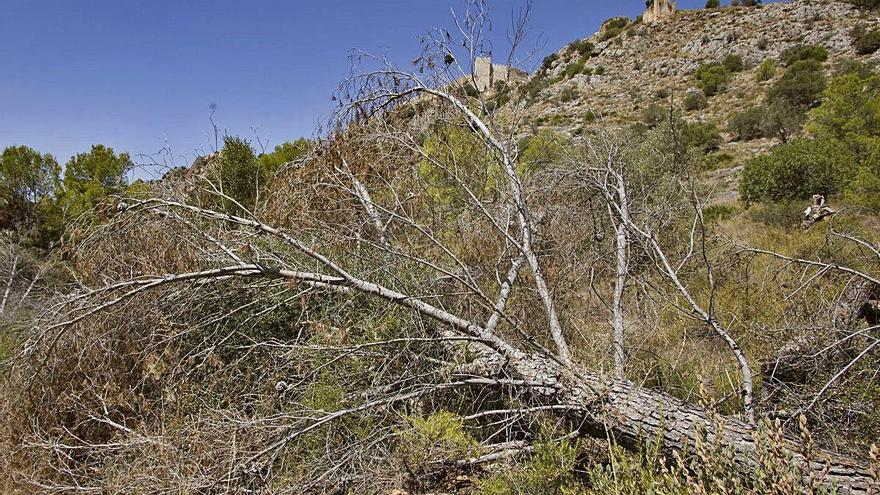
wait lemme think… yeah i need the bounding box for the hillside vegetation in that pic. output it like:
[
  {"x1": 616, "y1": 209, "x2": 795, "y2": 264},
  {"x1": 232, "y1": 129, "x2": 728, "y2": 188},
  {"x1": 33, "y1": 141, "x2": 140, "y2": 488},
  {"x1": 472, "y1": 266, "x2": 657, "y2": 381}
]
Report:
[{"x1": 2, "y1": 0, "x2": 880, "y2": 493}]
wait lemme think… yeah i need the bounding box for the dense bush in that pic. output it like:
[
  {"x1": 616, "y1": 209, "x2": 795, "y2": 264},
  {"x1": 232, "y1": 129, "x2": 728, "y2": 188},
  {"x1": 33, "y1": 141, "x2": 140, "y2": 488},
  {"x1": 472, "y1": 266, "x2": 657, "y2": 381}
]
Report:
[
  {"x1": 767, "y1": 59, "x2": 826, "y2": 107},
  {"x1": 723, "y1": 53, "x2": 745, "y2": 72},
  {"x1": 705, "y1": 0, "x2": 720, "y2": 8},
  {"x1": 563, "y1": 60, "x2": 587, "y2": 78},
  {"x1": 206, "y1": 136, "x2": 264, "y2": 213},
  {"x1": 728, "y1": 107, "x2": 767, "y2": 141},
  {"x1": 540, "y1": 53, "x2": 559, "y2": 71},
  {"x1": 569, "y1": 39, "x2": 594, "y2": 58},
  {"x1": 0, "y1": 146, "x2": 59, "y2": 232},
  {"x1": 779, "y1": 44, "x2": 828, "y2": 66},
  {"x1": 756, "y1": 58, "x2": 777, "y2": 82},
  {"x1": 259, "y1": 138, "x2": 312, "y2": 175},
  {"x1": 694, "y1": 62, "x2": 732, "y2": 96},
  {"x1": 763, "y1": 100, "x2": 807, "y2": 142},
  {"x1": 599, "y1": 18, "x2": 628, "y2": 42},
  {"x1": 729, "y1": 102, "x2": 805, "y2": 142},
  {"x1": 643, "y1": 102, "x2": 669, "y2": 127},
  {"x1": 684, "y1": 89, "x2": 708, "y2": 110},
  {"x1": 742, "y1": 68, "x2": 880, "y2": 208},
  {"x1": 560, "y1": 85, "x2": 579, "y2": 102},
  {"x1": 840, "y1": 0, "x2": 880, "y2": 8},
  {"x1": 852, "y1": 25, "x2": 880, "y2": 54},
  {"x1": 60, "y1": 144, "x2": 133, "y2": 220},
  {"x1": 684, "y1": 121, "x2": 723, "y2": 152},
  {"x1": 739, "y1": 137, "x2": 855, "y2": 204}
]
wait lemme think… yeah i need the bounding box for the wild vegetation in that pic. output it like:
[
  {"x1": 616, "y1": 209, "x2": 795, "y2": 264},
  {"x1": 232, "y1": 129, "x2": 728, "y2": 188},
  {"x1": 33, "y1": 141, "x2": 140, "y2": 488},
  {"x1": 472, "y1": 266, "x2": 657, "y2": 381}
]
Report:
[{"x1": 1, "y1": 1, "x2": 880, "y2": 494}]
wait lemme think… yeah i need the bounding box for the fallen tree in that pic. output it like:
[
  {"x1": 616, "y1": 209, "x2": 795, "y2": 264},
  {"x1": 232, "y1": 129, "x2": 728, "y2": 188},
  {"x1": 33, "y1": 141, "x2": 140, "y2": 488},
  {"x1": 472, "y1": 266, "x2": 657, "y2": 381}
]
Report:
[{"x1": 3, "y1": 2, "x2": 878, "y2": 493}]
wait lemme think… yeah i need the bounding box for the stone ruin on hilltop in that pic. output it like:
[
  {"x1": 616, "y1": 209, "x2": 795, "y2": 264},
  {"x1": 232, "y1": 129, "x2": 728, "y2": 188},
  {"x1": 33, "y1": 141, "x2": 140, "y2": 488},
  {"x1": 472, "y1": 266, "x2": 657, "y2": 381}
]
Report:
[{"x1": 643, "y1": 0, "x2": 676, "y2": 23}]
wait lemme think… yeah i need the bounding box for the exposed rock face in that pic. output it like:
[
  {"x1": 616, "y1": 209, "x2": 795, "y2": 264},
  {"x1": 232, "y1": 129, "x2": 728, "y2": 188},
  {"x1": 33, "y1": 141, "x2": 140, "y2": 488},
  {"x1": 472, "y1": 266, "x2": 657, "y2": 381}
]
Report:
[
  {"x1": 520, "y1": 0, "x2": 879, "y2": 204},
  {"x1": 644, "y1": 0, "x2": 677, "y2": 24},
  {"x1": 534, "y1": 0, "x2": 876, "y2": 128}
]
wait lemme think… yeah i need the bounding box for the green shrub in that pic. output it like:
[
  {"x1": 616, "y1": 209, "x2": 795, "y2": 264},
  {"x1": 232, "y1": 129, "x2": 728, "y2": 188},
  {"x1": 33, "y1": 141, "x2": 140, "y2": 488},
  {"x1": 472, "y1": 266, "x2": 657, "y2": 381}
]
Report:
[
  {"x1": 563, "y1": 61, "x2": 586, "y2": 78},
  {"x1": 583, "y1": 110, "x2": 598, "y2": 124},
  {"x1": 594, "y1": 65, "x2": 606, "y2": 75},
  {"x1": 729, "y1": 107, "x2": 767, "y2": 141},
  {"x1": 684, "y1": 90, "x2": 708, "y2": 110},
  {"x1": 779, "y1": 44, "x2": 828, "y2": 66},
  {"x1": 259, "y1": 138, "x2": 312, "y2": 175},
  {"x1": 684, "y1": 121, "x2": 723, "y2": 152},
  {"x1": 540, "y1": 53, "x2": 559, "y2": 71},
  {"x1": 756, "y1": 59, "x2": 777, "y2": 82},
  {"x1": 560, "y1": 86, "x2": 579, "y2": 103},
  {"x1": 852, "y1": 26, "x2": 880, "y2": 54},
  {"x1": 702, "y1": 152, "x2": 735, "y2": 171},
  {"x1": 763, "y1": 100, "x2": 807, "y2": 142},
  {"x1": 705, "y1": 0, "x2": 720, "y2": 7},
  {"x1": 60, "y1": 144, "x2": 132, "y2": 221},
  {"x1": 767, "y1": 59, "x2": 826, "y2": 107},
  {"x1": 834, "y1": 57, "x2": 875, "y2": 78},
  {"x1": 654, "y1": 88, "x2": 670, "y2": 99},
  {"x1": 521, "y1": 76, "x2": 549, "y2": 101},
  {"x1": 398, "y1": 412, "x2": 479, "y2": 485},
  {"x1": 603, "y1": 16, "x2": 629, "y2": 30},
  {"x1": 479, "y1": 439, "x2": 583, "y2": 495},
  {"x1": 807, "y1": 72, "x2": 880, "y2": 143},
  {"x1": 643, "y1": 103, "x2": 669, "y2": 127},
  {"x1": 206, "y1": 136, "x2": 265, "y2": 213},
  {"x1": 569, "y1": 39, "x2": 594, "y2": 58},
  {"x1": 723, "y1": 53, "x2": 745, "y2": 72},
  {"x1": 0, "y1": 145, "x2": 59, "y2": 233},
  {"x1": 599, "y1": 18, "x2": 628, "y2": 43},
  {"x1": 841, "y1": 0, "x2": 880, "y2": 8},
  {"x1": 694, "y1": 63, "x2": 732, "y2": 96},
  {"x1": 739, "y1": 137, "x2": 856, "y2": 204}
]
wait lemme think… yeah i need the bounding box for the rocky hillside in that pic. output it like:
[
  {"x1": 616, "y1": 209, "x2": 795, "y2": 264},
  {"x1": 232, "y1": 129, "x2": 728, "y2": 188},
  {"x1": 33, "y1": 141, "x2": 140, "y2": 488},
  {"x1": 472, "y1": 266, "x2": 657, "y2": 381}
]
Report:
[{"x1": 514, "y1": 0, "x2": 879, "y2": 200}]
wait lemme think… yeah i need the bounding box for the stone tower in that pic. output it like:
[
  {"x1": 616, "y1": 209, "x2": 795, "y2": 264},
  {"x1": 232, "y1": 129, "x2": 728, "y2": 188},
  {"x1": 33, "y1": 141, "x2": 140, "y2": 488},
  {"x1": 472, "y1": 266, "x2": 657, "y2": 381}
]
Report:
[
  {"x1": 472, "y1": 56, "x2": 527, "y2": 92},
  {"x1": 643, "y1": 0, "x2": 676, "y2": 23}
]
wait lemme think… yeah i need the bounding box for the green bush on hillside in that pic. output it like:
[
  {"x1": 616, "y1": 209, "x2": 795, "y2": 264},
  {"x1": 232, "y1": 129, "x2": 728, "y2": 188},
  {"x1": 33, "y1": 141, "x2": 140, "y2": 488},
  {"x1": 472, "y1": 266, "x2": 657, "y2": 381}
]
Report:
[
  {"x1": 739, "y1": 137, "x2": 855, "y2": 205},
  {"x1": 729, "y1": 107, "x2": 767, "y2": 141},
  {"x1": 779, "y1": 44, "x2": 828, "y2": 66},
  {"x1": 852, "y1": 25, "x2": 880, "y2": 54},
  {"x1": 643, "y1": 103, "x2": 669, "y2": 127},
  {"x1": 684, "y1": 90, "x2": 708, "y2": 110},
  {"x1": 840, "y1": 0, "x2": 880, "y2": 9},
  {"x1": 705, "y1": 0, "x2": 720, "y2": 8},
  {"x1": 767, "y1": 59, "x2": 826, "y2": 107},
  {"x1": 684, "y1": 121, "x2": 723, "y2": 152},
  {"x1": 563, "y1": 60, "x2": 587, "y2": 78},
  {"x1": 756, "y1": 59, "x2": 777, "y2": 82},
  {"x1": 694, "y1": 63, "x2": 732, "y2": 96},
  {"x1": 540, "y1": 53, "x2": 559, "y2": 72},
  {"x1": 569, "y1": 39, "x2": 594, "y2": 58},
  {"x1": 723, "y1": 53, "x2": 745, "y2": 72}
]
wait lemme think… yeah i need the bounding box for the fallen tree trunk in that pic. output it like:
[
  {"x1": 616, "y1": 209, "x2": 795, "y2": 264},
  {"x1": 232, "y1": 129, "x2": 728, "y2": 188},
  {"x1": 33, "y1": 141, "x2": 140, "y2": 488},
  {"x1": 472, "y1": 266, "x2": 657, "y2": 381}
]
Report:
[{"x1": 504, "y1": 352, "x2": 875, "y2": 495}]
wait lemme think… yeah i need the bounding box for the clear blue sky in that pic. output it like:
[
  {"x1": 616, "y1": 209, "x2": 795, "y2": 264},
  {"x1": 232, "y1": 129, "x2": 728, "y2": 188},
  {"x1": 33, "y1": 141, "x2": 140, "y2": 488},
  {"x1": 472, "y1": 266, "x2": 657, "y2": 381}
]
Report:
[{"x1": 1, "y1": 0, "x2": 733, "y2": 170}]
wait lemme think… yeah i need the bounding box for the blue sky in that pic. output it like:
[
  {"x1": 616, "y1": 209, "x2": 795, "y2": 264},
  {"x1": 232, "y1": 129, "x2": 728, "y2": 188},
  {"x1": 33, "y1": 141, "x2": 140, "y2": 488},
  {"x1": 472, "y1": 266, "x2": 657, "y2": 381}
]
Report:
[{"x1": 1, "y1": 0, "x2": 745, "y2": 170}]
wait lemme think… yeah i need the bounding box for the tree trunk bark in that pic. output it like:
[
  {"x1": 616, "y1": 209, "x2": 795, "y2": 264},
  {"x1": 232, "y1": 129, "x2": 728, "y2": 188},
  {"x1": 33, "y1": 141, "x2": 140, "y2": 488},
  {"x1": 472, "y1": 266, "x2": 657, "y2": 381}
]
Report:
[{"x1": 505, "y1": 352, "x2": 875, "y2": 495}]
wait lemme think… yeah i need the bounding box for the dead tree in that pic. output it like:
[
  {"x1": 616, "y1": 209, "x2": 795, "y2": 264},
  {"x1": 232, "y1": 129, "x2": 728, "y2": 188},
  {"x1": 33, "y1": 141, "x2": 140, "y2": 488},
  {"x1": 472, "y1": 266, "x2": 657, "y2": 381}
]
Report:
[{"x1": 3, "y1": 2, "x2": 875, "y2": 493}]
